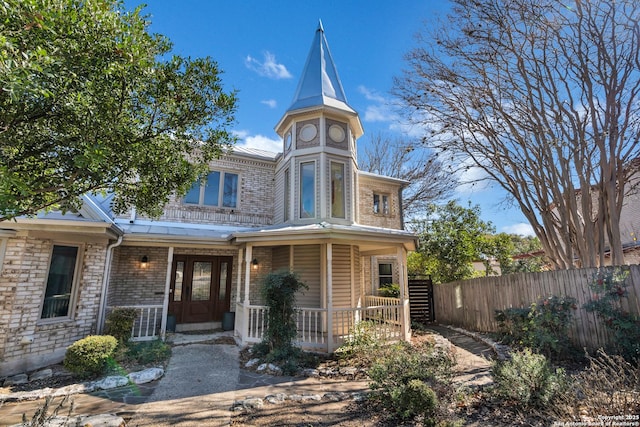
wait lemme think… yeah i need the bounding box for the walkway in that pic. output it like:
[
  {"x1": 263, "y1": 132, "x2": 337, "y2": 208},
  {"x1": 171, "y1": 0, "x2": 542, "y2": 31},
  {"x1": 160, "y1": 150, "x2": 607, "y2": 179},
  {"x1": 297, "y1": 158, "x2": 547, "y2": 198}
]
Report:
[{"x1": 1, "y1": 326, "x2": 497, "y2": 426}]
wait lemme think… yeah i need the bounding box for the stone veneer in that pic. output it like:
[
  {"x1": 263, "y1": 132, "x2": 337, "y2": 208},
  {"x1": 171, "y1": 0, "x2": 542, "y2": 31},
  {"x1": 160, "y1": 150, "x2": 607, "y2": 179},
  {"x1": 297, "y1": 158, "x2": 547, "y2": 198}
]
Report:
[
  {"x1": 357, "y1": 175, "x2": 403, "y2": 230},
  {"x1": 0, "y1": 234, "x2": 107, "y2": 377}
]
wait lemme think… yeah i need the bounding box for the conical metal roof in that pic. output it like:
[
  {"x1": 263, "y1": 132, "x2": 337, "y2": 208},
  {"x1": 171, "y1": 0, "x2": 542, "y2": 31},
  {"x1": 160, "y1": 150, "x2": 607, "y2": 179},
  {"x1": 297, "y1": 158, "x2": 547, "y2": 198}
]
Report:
[{"x1": 287, "y1": 21, "x2": 356, "y2": 114}]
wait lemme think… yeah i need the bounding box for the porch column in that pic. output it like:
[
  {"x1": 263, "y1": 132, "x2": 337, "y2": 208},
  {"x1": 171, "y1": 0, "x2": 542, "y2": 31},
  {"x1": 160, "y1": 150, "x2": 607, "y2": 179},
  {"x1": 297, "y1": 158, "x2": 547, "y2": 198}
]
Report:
[
  {"x1": 236, "y1": 248, "x2": 243, "y2": 304},
  {"x1": 244, "y1": 245, "x2": 253, "y2": 304},
  {"x1": 397, "y1": 246, "x2": 410, "y2": 341},
  {"x1": 326, "y1": 243, "x2": 334, "y2": 352},
  {"x1": 160, "y1": 246, "x2": 174, "y2": 341}
]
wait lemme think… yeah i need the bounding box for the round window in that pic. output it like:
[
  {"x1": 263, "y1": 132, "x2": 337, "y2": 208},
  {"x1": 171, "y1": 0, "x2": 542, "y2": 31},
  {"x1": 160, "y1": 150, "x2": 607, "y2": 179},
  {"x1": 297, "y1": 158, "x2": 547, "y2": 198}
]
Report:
[
  {"x1": 299, "y1": 124, "x2": 317, "y2": 142},
  {"x1": 328, "y1": 124, "x2": 345, "y2": 143}
]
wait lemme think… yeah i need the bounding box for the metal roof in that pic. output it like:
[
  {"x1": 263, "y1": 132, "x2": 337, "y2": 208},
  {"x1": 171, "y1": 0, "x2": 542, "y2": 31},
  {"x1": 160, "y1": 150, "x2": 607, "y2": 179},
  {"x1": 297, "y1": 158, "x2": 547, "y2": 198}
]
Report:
[{"x1": 286, "y1": 21, "x2": 355, "y2": 115}]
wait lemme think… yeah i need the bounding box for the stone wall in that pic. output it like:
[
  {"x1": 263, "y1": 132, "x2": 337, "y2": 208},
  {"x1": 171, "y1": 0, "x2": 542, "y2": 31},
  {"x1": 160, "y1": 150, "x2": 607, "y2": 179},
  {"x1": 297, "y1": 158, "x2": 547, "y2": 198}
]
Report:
[
  {"x1": 0, "y1": 235, "x2": 107, "y2": 377},
  {"x1": 357, "y1": 176, "x2": 403, "y2": 230}
]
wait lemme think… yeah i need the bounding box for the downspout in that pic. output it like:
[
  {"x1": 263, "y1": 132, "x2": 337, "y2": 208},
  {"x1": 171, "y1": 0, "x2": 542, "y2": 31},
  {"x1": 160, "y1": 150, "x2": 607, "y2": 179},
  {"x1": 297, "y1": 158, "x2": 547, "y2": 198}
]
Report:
[{"x1": 97, "y1": 235, "x2": 123, "y2": 333}]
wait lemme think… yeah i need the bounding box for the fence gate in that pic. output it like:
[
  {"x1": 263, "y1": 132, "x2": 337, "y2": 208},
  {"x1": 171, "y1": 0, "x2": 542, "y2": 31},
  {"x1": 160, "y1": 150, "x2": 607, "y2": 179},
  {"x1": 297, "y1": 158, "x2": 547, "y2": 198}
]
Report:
[{"x1": 408, "y1": 277, "x2": 435, "y2": 324}]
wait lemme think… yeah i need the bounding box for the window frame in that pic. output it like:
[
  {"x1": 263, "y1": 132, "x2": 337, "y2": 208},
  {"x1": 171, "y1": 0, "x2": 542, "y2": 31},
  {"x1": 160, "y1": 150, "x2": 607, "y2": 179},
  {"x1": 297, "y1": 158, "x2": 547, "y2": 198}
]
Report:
[
  {"x1": 373, "y1": 193, "x2": 390, "y2": 216},
  {"x1": 299, "y1": 161, "x2": 316, "y2": 219},
  {"x1": 39, "y1": 243, "x2": 84, "y2": 322},
  {"x1": 378, "y1": 262, "x2": 394, "y2": 287},
  {"x1": 330, "y1": 161, "x2": 346, "y2": 219},
  {"x1": 284, "y1": 168, "x2": 290, "y2": 222},
  {"x1": 183, "y1": 170, "x2": 240, "y2": 209}
]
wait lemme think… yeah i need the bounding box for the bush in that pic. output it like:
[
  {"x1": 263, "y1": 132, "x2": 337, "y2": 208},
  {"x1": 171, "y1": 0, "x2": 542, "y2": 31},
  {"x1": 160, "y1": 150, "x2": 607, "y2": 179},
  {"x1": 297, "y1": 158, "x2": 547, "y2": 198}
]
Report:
[
  {"x1": 495, "y1": 294, "x2": 577, "y2": 360},
  {"x1": 104, "y1": 307, "x2": 137, "y2": 344},
  {"x1": 335, "y1": 321, "x2": 381, "y2": 359},
  {"x1": 583, "y1": 267, "x2": 640, "y2": 361},
  {"x1": 491, "y1": 348, "x2": 567, "y2": 409},
  {"x1": 378, "y1": 283, "x2": 400, "y2": 298},
  {"x1": 368, "y1": 341, "x2": 454, "y2": 424},
  {"x1": 119, "y1": 338, "x2": 171, "y2": 366},
  {"x1": 64, "y1": 335, "x2": 118, "y2": 378}
]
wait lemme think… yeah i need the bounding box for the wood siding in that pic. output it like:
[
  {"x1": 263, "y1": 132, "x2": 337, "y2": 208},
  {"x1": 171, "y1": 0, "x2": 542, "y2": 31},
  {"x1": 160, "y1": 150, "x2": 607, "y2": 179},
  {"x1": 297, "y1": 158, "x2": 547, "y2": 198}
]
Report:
[
  {"x1": 294, "y1": 245, "x2": 321, "y2": 308},
  {"x1": 332, "y1": 244, "x2": 352, "y2": 308}
]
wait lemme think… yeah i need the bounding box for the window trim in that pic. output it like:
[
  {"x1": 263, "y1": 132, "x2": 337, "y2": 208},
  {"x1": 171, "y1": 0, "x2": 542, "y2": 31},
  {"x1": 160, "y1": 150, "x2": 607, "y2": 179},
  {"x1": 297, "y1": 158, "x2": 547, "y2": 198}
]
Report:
[
  {"x1": 39, "y1": 243, "x2": 84, "y2": 322},
  {"x1": 183, "y1": 170, "x2": 240, "y2": 209},
  {"x1": 378, "y1": 262, "x2": 394, "y2": 288},
  {"x1": 284, "y1": 167, "x2": 290, "y2": 222},
  {"x1": 373, "y1": 193, "x2": 390, "y2": 216}
]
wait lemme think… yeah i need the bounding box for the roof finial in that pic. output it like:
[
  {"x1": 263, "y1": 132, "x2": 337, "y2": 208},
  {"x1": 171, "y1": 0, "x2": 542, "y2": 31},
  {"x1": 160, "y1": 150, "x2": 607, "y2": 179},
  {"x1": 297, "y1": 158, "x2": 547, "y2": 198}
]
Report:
[{"x1": 317, "y1": 19, "x2": 324, "y2": 32}]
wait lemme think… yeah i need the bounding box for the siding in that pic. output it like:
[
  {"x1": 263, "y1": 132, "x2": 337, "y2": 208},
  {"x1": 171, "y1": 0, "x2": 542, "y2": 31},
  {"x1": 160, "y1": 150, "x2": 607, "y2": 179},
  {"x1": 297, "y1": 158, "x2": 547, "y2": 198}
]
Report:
[
  {"x1": 293, "y1": 245, "x2": 321, "y2": 308},
  {"x1": 332, "y1": 244, "x2": 352, "y2": 308}
]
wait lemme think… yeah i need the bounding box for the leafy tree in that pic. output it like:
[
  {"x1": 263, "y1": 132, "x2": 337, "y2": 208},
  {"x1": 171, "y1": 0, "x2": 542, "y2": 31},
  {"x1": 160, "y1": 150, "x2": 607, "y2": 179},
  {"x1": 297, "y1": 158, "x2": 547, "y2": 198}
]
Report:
[
  {"x1": 408, "y1": 201, "x2": 494, "y2": 283},
  {"x1": 359, "y1": 132, "x2": 456, "y2": 218},
  {"x1": 394, "y1": 0, "x2": 640, "y2": 268},
  {"x1": 0, "y1": 0, "x2": 237, "y2": 221}
]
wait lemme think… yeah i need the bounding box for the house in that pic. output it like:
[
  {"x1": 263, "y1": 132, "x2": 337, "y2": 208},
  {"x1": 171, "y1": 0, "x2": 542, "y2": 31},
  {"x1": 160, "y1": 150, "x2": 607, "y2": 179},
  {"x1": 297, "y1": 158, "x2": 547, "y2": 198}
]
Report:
[{"x1": 0, "y1": 23, "x2": 417, "y2": 377}]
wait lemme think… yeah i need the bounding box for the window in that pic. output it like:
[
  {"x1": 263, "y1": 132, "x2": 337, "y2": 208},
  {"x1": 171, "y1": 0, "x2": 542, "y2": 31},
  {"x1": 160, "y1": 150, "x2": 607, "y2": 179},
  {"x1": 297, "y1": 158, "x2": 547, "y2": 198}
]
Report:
[
  {"x1": 284, "y1": 168, "x2": 290, "y2": 221},
  {"x1": 373, "y1": 193, "x2": 389, "y2": 215},
  {"x1": 184, "y1": 171, "x2": 239, "y2": 208},
  {"x1": 41, "y1": 245, "x2": 80, "y2": 319},
  {"x1": 331, "y1": 162, "x2": 345, "y2": 218},
  {"x1": 300, "y1": 162, "x2": 315, "y2": 218},
  {"x1": 378, "y1": 263, "x2": 393, "y2": 286}
]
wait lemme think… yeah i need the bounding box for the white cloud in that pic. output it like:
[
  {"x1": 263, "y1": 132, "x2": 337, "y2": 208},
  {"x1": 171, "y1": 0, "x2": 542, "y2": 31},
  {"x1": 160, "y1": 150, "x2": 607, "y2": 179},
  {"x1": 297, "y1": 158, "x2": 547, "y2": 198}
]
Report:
[
  {"x1": 501, "y1": 222, "x2": 535, "y2": 236},
  {"x1": 358, "y1": 85, "x2": 386, "y2": 103},
  {"x1": 261, "y1": 99, "x2": 277, "y2": 108},
  {"x1": 454, "y1": 159, "x2": 492, "y2": 194},
  {"x1": 233, "y1": 130, "x2": 281, "y2": 153},
  {"x1": 245, "y1": 52, "x2": 292, "y2": 79}
]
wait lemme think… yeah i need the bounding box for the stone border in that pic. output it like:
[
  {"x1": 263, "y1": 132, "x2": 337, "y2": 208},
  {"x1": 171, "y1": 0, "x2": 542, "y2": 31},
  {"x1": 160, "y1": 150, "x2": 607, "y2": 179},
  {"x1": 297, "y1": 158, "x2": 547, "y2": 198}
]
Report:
[
  {"x1": 441, "y1": 325, "x2": 511, "y2": 361},
  {"x1": 0, "y1": 367, "x2": 164, "y2": 403},
  {"x1": 232, "y1": 390, "x2": 370, "y2": 412}
]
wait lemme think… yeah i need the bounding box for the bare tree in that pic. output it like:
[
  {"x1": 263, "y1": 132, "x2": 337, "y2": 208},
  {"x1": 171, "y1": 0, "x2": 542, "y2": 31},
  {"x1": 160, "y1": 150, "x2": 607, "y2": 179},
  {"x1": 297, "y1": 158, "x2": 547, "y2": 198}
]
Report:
[
  {"x1": 359, "y1": 132, "x2": 456, "y2": 218},
  {"x1": 394, "y1": 0, "x2": 640, "y2": 268}
]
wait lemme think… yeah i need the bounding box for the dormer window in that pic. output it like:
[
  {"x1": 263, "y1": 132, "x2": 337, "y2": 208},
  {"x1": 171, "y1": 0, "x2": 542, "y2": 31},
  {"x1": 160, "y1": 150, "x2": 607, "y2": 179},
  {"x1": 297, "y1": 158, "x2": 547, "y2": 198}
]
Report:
[
  {"x1": 300, "y1": 162, "x2": 315, "y2": 218},
  {"x1": 184, "y1": 171, "x2": 239, "y2": 208}
]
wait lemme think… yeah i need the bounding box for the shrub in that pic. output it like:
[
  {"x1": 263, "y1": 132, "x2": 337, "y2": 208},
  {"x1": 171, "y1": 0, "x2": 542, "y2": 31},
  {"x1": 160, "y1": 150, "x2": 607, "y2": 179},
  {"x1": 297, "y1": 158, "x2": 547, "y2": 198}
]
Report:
[
  {"x1": 583, "y1": 267, "x2": 640, "y2": 361},
  {"x1": 368, "y1": 341, "x2": 454, "y2": 424},
  {"x1": 64, "y1": 335, "x2": 118, "y2": 378},
  {"x1": 260, "y1": 270, "x2": 308, "y2": 357},
  {"x1": 119, "y1": 338, "x2": 171, "y2": 366},
  {"x1": 491, "y1": 348, "x2": 567, "y2": 409},
  {"x1": 378, "y1": 283, "x2": 400, "y2": 298},
  {"x1": 495, "y1": 294, "x2": 577, "y2": 360},
  {"x1": 104, "y1": 307, "x2": 137, "y2": 344},
  {"x1": 335, "y1": 320, "x2": 381, "y2": 359}
]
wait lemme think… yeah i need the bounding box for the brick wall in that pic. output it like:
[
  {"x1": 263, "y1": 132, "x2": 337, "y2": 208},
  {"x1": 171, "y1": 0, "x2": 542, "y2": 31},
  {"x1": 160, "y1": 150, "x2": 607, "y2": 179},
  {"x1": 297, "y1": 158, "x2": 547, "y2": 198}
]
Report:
[
  {"x1": 0, "y1": 235, "x2": 107, "y2": 377},
  {"x1": 358, "y1": 176, "x2": 403, "y2": 230}
]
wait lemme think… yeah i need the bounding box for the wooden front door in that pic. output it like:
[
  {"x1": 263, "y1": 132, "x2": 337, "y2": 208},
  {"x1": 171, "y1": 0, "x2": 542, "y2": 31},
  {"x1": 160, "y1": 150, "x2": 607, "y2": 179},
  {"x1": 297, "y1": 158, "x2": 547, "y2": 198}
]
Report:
[{"x1": 169, "y1": 255, "x2": 233, "y2": 323}]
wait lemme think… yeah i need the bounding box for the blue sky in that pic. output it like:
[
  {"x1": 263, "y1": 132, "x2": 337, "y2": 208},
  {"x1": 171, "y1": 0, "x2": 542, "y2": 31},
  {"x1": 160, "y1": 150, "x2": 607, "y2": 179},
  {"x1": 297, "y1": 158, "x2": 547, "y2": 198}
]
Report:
[{"x1": 128, "y1": 0, "x2": 534, "y2": 236}]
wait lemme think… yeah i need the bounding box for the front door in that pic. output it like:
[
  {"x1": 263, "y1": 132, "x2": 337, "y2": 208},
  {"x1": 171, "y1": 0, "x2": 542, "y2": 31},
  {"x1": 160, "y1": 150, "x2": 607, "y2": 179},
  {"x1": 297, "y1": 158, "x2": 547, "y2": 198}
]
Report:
[{"x1": 169, "y1": 255, "x2": 233, "y2": 323}]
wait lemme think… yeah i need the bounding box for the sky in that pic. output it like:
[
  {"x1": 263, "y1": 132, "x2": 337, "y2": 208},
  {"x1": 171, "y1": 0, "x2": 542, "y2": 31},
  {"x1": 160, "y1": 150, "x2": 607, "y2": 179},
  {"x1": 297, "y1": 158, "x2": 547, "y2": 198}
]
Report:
[{"x1": 126, "y1": 0, "x2": 535, "y2": 236}]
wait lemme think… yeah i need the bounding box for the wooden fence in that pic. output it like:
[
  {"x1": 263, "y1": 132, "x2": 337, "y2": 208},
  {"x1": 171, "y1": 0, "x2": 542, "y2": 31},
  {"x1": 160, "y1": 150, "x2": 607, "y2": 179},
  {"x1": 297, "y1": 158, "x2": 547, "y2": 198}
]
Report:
[{"x1": 433, "y1": 265, "x2": 640, "y2": 351}]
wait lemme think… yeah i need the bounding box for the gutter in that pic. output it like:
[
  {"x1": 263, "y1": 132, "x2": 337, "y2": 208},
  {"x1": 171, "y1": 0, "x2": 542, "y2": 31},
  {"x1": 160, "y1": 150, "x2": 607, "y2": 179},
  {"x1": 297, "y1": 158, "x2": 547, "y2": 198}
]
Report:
[{"x1": 96, "y1": 235, "x2": 123, "y2": 333}]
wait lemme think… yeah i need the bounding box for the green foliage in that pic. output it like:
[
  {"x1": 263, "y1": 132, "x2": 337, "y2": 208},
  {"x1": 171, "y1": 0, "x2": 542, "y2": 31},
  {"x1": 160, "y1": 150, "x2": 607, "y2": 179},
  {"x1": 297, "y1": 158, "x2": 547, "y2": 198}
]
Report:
[
  {"x1": 495, "y1": 295, "x2": 577, "y2": 360},
  {"x1": 368, "y1": 341, "x2": 454, "y2": 424},
  {"x1": 63, "y1": 335, "x2": 118, "y2": 378},
  {"x1": 407, "y1": 201, "x2": 495, "y2": 283},
  {"x1": 335, "y1": 321, "x2": 382, "y2": 359},
  {"x1": 584, "y1": 267, "x2": 640, "y2": 361},
  {"x1": 0, "y1": 0, "x2": 237, "y2": 220},
  {"x1": 260, "y1": 270, "x2": 308, "y2": 358},
  {"x1": 491, "y1": 348, "x2": 568, "y2": 409},
  {"x1": 104, "y1": 307, "x2": 137, "y2": 344},
  {"x1": 378, "y1": 283, "x2": 400, "y2": 298},
  {"x1": 119, "y1": 338, "x2": 171, "y2": 366}
]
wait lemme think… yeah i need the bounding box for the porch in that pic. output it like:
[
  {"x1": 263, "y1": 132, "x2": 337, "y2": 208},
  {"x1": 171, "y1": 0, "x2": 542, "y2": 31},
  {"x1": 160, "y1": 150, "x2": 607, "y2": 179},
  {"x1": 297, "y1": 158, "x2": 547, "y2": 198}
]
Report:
[{"x1": 110, "y1": 295, "x2": 408, "y2": 353}]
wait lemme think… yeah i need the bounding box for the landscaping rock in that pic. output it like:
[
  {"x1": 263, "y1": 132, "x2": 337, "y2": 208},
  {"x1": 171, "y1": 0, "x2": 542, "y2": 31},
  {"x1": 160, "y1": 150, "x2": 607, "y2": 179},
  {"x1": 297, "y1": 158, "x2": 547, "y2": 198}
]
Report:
[
  {"x1": 265, "y1": 393, "x2": 287, "y2": 404},
  {"x1": 93, "y1": 375, "x2": 129, "y2": 390},
  {"x1": 245, "y1": 357, "x2": 261, "y2": 368},
  {"x1": 3, "y1": 374, "x2": 28, "y2": 386},
  {"x1": 128, "y1": 367, "x2": 163, "y2": 384}
]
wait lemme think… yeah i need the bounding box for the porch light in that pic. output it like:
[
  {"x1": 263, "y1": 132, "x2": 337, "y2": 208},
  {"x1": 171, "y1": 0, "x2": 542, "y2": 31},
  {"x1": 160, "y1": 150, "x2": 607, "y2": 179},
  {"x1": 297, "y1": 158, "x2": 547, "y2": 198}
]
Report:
[
  {"x1": 141, "y1": 255, "x2": 149, "y2": 268},
  {"x1": 251, "y1": 258, "x2": 259, "y2": 270}
]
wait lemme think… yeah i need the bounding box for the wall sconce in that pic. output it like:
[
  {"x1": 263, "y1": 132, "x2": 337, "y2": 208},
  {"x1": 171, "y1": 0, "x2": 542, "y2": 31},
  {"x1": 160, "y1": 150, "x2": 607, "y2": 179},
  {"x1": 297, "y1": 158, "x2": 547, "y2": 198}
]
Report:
[
  {"x1": 141, "y1": 255, "x2": 149, "y2": 268},
  {"x1": 251, "y1": 258, "x2": 259, "y2": 270}
]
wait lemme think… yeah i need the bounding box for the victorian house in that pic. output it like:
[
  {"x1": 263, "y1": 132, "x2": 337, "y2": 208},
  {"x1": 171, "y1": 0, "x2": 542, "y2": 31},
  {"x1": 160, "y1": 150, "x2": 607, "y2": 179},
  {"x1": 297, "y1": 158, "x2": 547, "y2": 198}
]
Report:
[{"x1": 0, "y1": 23, "x2": 417, "y2": 377}]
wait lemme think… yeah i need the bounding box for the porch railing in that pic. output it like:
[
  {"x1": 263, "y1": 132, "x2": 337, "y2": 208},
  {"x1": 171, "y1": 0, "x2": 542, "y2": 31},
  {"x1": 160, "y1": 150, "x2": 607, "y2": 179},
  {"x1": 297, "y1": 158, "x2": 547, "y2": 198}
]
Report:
[
  {"x1": 106, "y1": 305, "x2": 164, "y2": 341},
  {"x1": 237, "y1": 300, "x2": 404, "y2": 352}
]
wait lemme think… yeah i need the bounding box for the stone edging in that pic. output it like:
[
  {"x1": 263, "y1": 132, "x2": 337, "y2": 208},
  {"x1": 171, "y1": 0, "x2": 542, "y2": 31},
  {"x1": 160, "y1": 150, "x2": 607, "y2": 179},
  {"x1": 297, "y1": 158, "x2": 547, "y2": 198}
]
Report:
[
  {"x1": 232, "y1": 390, "x2": 370, "y2": 411},
  {"x1": 441, "y1": 325, "x2": 511, "y2": 361},
  {"x1": 0, "y1": 367, "x2": 164, "y2": 403}
]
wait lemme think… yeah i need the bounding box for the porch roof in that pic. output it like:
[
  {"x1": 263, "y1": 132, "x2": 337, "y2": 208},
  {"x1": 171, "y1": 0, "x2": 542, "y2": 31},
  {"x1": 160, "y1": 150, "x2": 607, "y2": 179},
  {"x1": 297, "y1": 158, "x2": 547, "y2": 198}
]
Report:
[{"x1": 232, "y1": 221, "x2": 417, "y2": 252}]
